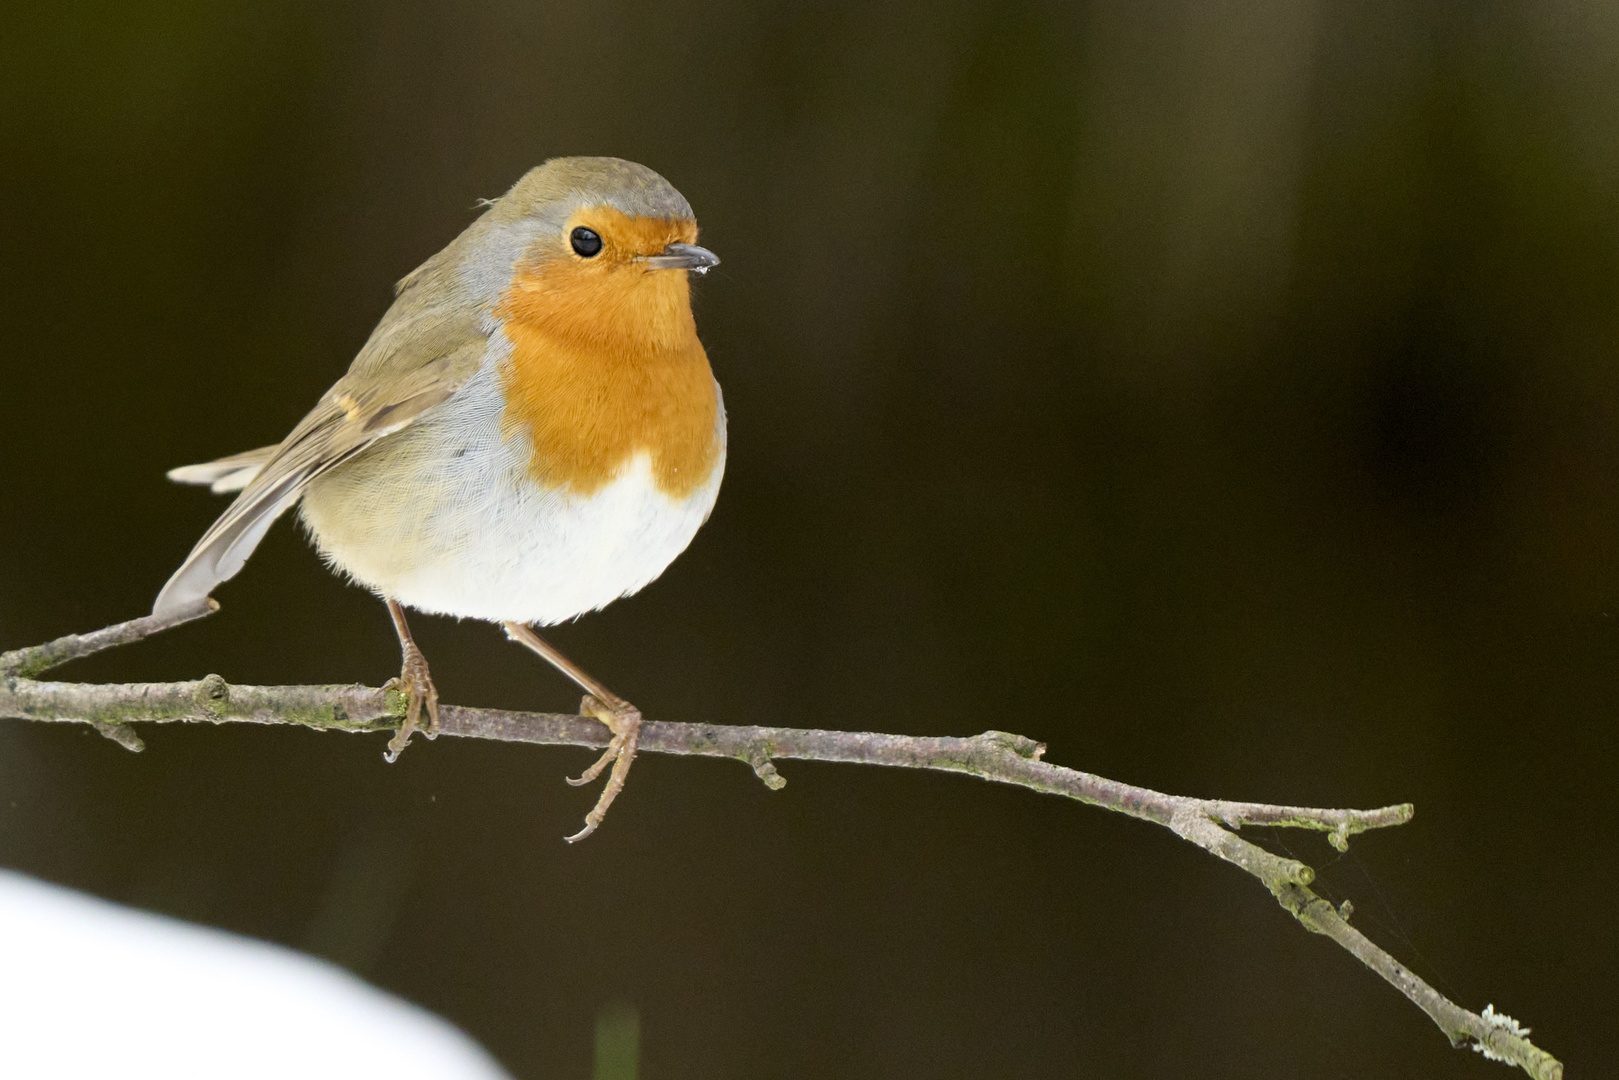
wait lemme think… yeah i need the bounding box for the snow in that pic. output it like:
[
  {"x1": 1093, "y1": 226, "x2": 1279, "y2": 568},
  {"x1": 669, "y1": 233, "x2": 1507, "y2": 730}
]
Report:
[{"x1": 0, "y1": 870, "x2": 512, "y2": 1079}]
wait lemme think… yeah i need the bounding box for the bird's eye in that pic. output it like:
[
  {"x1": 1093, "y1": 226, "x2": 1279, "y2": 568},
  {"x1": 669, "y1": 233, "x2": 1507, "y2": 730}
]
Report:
[{"x1": 570, "y1": 227, "x2": 603, "y2": 258}]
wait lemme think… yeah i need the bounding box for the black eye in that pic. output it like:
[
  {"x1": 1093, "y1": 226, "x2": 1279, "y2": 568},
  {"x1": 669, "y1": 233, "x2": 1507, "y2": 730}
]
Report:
[{"x1": 570, "y1": 226, "x2": 603, "y2": 257}]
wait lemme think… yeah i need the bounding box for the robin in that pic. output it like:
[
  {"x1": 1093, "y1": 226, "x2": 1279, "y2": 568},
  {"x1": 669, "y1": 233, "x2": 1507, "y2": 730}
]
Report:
[{"x1": 153, "y1": 157, "x2": 724, "y2": 841}]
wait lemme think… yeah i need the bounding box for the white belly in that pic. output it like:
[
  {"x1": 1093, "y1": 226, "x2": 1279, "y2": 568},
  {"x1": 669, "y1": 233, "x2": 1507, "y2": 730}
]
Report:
[{"x1": 298, "y1": 360, "x2": 725, "y2": 625}]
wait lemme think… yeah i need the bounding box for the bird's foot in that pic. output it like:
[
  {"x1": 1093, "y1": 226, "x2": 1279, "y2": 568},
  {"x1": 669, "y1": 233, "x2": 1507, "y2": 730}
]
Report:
[
  {"x1": 565, "y1": 694, "x2": 642, "y2": 843},
  {"x1": 384, "y1": 646, "x2": 440, "y2": 763}
]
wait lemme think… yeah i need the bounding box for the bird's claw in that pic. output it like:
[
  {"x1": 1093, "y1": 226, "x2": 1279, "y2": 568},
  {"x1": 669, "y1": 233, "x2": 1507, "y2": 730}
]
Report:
[
  {"x1": 565, "y1": 694, "x2": 641, "y2": 842},
  {"x1": 384, "y1": 647, "x2": 440, "y2": 763}
]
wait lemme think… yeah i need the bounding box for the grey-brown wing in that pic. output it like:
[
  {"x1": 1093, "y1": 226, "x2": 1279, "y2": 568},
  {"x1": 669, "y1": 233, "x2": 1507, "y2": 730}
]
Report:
[{"x1": 152, "y1": 314, "x2": 487, "y2": 618}]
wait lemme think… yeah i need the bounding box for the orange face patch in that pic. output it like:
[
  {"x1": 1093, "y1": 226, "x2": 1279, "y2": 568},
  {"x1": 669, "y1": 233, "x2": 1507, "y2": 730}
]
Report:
[{"x1": 496, "y1": 208, "x2": 720, "y2": 500}]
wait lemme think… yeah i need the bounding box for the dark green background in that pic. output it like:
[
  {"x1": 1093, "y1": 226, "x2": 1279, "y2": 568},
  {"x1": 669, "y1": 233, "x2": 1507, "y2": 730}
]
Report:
[{"x1": 2, "y1": 2, "x2": 1612, "y2": 1076}]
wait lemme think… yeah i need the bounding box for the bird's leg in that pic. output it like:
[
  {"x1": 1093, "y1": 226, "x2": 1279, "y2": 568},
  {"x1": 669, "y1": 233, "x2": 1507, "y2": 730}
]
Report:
[
  {"x1": 502, "y1": 622, "x2": 642, "y2": 843},
  {"x1": 384, "y1": 598, "x2": 439, "y2": 762}
]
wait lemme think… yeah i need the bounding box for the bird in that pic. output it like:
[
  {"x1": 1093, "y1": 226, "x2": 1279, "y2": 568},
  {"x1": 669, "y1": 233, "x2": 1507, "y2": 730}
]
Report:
[{"x1": 153, "y1": 157, "x2": 725, "y2": 841}]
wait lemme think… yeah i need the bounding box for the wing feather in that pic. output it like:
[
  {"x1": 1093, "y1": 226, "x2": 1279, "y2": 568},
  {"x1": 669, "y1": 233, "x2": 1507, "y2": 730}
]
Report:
[{"x1": 153, "y1": 309, "x2": 487, "y2": 617}]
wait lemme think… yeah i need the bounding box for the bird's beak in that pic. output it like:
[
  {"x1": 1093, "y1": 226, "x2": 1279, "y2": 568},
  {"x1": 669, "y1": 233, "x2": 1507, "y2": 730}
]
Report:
[{"x1": 642, "y1": 242, "x2": 720, "y2": 274}]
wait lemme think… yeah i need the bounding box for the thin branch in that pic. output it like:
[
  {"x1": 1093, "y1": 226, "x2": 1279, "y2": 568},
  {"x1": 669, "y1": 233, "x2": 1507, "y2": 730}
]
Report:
[
  {"x1": 0, "y1": 614, "x2": 1562, "y2": 1080},
  {"x1": 0, "y1": 599, "x2": 216, "y2": 679}
]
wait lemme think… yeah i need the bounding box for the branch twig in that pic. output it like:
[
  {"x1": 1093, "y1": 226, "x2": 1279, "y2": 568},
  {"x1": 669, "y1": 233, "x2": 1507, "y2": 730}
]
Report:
[{"x1": 0, "y1": 609, "x2": 1562, "y2": 1079}]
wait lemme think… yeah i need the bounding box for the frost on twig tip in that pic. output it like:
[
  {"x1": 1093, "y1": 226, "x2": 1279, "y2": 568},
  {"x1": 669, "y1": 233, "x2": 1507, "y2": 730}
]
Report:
[{"x1": 1473, "y1": 1004, "x2": 1531, "y2": 1063}]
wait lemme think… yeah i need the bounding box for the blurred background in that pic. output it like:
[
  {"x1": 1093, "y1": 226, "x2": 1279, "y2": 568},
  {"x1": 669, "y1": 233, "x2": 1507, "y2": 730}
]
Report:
[{"x1": 2, "y1": 1, "x2": 1615, "y2": 1076}]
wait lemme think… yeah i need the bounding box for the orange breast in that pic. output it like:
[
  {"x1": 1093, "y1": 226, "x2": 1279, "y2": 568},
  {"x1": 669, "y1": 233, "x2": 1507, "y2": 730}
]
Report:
[{"x1": 495, "y1": 214, "x2": 720, "y2": 500}]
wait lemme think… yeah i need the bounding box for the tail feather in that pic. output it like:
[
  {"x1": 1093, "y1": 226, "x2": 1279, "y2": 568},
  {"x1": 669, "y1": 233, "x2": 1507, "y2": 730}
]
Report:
[
  {"x1": 152, "y1": 471, "x2": 306, "y2": 617},
  {"x1": 167, "y1": 446, "x2": 278, "y2": 494}
]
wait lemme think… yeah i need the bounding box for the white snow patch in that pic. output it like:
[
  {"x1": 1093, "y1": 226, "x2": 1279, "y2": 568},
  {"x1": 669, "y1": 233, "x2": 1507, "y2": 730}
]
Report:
[{"x1": 0, "y1": 870, "x2": 512, "y2": 1080}]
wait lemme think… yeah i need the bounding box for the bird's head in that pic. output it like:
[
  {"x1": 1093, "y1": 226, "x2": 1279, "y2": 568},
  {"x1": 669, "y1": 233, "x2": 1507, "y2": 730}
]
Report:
[{"x1": 491, "y1": 157, "x2": 718, "y2": 354}]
